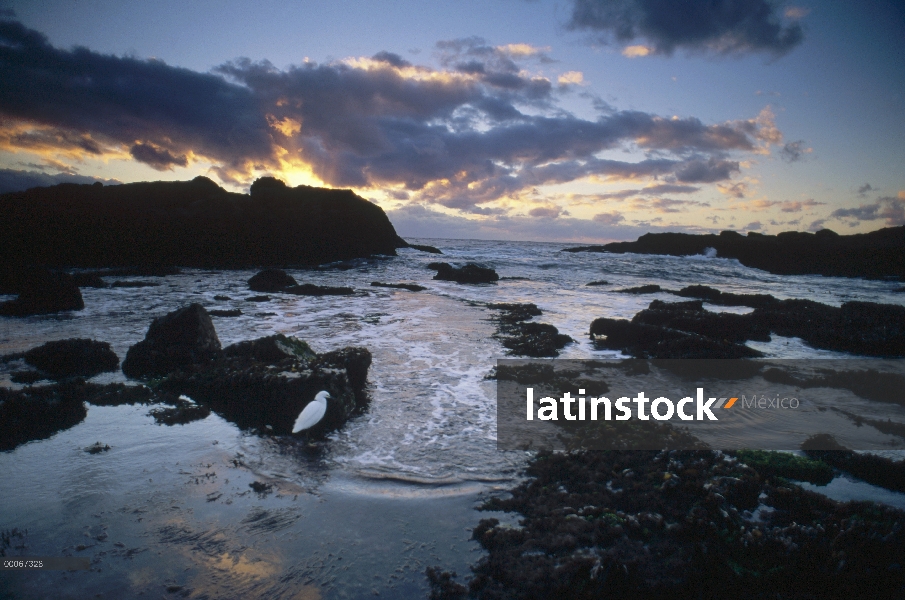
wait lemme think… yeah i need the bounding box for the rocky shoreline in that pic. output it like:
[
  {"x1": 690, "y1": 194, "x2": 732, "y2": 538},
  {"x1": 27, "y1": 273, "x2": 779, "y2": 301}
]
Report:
[{"x1": 0, "y1": 303, "x2": 371, "y2": 451}]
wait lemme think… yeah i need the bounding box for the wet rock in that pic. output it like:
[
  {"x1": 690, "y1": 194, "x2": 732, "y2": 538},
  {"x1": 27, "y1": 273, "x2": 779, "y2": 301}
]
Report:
[
  {"x1": 370, "y1": 281, "x2": 427, "y2": 292},
  {"x1": 590, "y1": 299, "x2": 767, "y2": 359},
  {"x1": 10, "y1": 370, "x2": 45, "y2": 384},
  {"x1": 457, "y1": 447, "x2": 905, "y2": 599},
  {"x1": 673, "y1": 284, "x2": 778, "y2": 308},
  {"x1": 0, "y1": 269, "x2": 84, "y2": 317},
  {"x1": 23, "y1": 339, "x2": 119, "y2": 379},
  {"x1": 149, "y1": 403, "x2": 211, "y2": 426},
  {"x1": 246, "y1": 295, "x2": 271, "y2": 302},
  {"x1": 248, "y1": 268, "x2": 297, "y2": 292},
  {"x1": 802, "y1": 434, "x2": 905, "y2": 493},
  {"x1": 85, "y1": 442, "x2": 111, "y2": 454},
  {"x1": 614, "y1": 284, "x2": 662, "y2": 294},
  {"x1": 316, "y1": 346, "x2": 372, "y2": 391},
  {"x1": 284, "y1": 283, "x2": 355, "y2": 296},
  {"x1": 111, "y1": 280, "x2": 160, "y2": 288},
  {"x1": 249, "y1": 481, "x2": 272, "y2": 495},
  {"x1": 429, "y1": 262, "x2": 499, "y2": 284},
  {"x1": 592, "y1": 296, "x2": 905, "y2": 358},
  {"x1": 208, "y1": 309, "x2": 242, "y2": 317},
  {"x1": 733, "y1": 449, "x2": 833, "y2": 485},
  {"x1": 213, "y1": 295, "x2": 231, "y2": 301},
  {"x1": 0, "y1": 383, "x2": 89, "y2": 451},
  {"x1": 754, "y1": 299, "x2": 905, "y2": 356},
  {"x1": 585, "y1": 280, "x2": 609, "y2": 286},
  {"x1": 408, "y1": 244, "x2": 442, "y2": 254},
  {"x1": 223, "y1": 334, "x2": 316, "y2": 363},
  {"x1": 122, "y1": 304, "x2": 221, "y2": 379},
  {"x1": 489, "y1": 303, "x2": 572, "y2": 357}
]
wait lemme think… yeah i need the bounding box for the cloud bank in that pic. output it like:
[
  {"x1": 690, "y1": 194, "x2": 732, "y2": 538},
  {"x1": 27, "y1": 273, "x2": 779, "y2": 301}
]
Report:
[{"x1": 567, "y1": 0, "x2": 804, "y2": 57}]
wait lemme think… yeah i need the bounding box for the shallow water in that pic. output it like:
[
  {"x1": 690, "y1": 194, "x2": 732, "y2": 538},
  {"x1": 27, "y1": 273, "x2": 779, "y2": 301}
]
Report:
[{"x1": 2, "y1": 238, "x2": 905, "y2": 598}]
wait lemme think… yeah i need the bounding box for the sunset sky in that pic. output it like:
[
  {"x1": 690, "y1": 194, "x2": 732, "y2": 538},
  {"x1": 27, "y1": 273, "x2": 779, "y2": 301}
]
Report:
[{"x1": 1, "y1": 0, "x2": 903, "y2": 242}]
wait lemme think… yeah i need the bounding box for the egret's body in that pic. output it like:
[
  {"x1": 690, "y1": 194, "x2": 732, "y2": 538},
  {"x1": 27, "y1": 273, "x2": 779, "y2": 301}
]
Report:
[{"x1": 292, "y1": 391, "x2": 330, "y2": 433}]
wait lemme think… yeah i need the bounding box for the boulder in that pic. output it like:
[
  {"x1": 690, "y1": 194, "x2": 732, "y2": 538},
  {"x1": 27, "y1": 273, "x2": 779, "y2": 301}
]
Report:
[
  {"x1": 429, "y1": 262, "x2": 499, "y2": 284},
  {"x1": 248, "y1": 268, "x2": 298, "y2": 292},
  {"x1": 122, "y1": 304, "x2": 221, "y2": 379},
  {"x1": 0, "y1": 269, "x2": 84, "y2": 316},
  {"x1": 489, "y1": 303, "x2": 572, "y2": 357},
  {"x1": 371, "y1": 282, "x2": 426, "y2": 292},
  {"x1": 24, "y1": 339, "x2": 119, "y2": 379}
]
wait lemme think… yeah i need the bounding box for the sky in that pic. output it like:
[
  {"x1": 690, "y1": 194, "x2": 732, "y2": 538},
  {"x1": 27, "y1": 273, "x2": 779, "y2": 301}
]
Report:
[{"x1": 1, "y1": 0, "x2": 903, "y2": 242}]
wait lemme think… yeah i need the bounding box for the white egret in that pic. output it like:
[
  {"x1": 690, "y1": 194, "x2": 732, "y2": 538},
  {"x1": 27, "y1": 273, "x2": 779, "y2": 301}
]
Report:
[{"x1": 292, "y1": 391, "x2": 330, "y2": 433}]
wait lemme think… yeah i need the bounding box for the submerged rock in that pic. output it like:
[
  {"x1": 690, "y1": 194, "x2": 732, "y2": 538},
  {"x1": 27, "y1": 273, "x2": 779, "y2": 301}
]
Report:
[
  {"x1": 248, "y1": 268, "x2": 298, "y2": 292},
  {"x1": 429, "y1": 262, "x2": 499, "y2": 284},
  {"x1": 0, "y1": 383, "x2": 89, "y2": 451},
  {"x1": 110, "y1": 280, "x2": 159, "y2": 288},
  {"x1": 0, "y1": 269, "x2": 84, "y2": 317},
  {"x1": 614, "y1": 284, "x2": 663, "y2": 294},
  {"x1": 208, "y1": 309, "x2": 242, "y2": 317},
  {"x1": 24, "y1": 339, "x2": 119, "y2": 379},
  {"x1": 284, "y1": 283, "x2": 355, "y2": 296},
  {"x1": 371, "y1": 281, "x2": 427, "y2": 292},
  {"x1": 673, "y1": 284, "x2": 777, "y2": 308},
  {"x1": 122, "y1": 304, "x2": 221, "y2": 379}
]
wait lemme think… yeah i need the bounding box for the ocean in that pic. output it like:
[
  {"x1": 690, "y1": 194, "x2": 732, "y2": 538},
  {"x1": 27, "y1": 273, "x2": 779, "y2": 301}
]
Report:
[{"x1": 2, "y1": 238, "x2": 905, "y2": 598}]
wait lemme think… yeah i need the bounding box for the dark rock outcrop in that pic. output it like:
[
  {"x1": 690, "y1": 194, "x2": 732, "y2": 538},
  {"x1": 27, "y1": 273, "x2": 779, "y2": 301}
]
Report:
[
  {"x1": 489, "y1": 303, "x2": 573, "y2": 357},
  {"x1": 591, "y1": 294, "x2": 905, "y2": 358},
  {"x1": 0, "y1": 269, "x2": 84, "y2": 316},
  {"x1": 158, "y1": 334, "x2": 371, "y2": 436},
  {"x1": 0, "y1": 177, "x2": 407, "y2": 270},
  {"x1": 585, "y1": 280, "x2": 609, "y2": 286},
  {"x1": 110, "y1": 280, "x2": 159, "y2": 288},
  {"x1": 122, "y1": 304, "x2": 221, "y2": 379},
  {"x1": 208, "y1": 309, "x2": 242, "y2": 317},
  {"x1": 565, "y1": 226, "x2": 905, "y2": 280},
  {"x1": 615, "y1": 284, "x2": 662, "y2": 294},
  {"x1": 408, "y1": 244, "x2": 442, "y2": 254},
  {"x1": 371, "y1": 282, "x2": 427, "y2": 292},
  {"x1": 429, "y1": 262, "x2": 499, "y2": 284},
  {"x1": 248, "y1": 269, "x2": 298, "y2": 292},
  {"x1": 673, "y1": 284, "x2": 777, "y2": 308},
  {"x1": 23, "y1": 339, "x2": 119, "y2": 379}
]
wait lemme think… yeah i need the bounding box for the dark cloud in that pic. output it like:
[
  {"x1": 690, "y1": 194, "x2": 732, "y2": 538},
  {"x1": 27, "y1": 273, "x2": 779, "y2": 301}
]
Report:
[
  {"x1": 528, "y1": 205, "x2": 563, "y2": 218},
  {"x1": 675, "y1": 158, "x2": 740, "y2": 183},
  {"x1": 857, "y1": 183, "x2": 873, "y2": 196},
  {"x1": 1, "y1": 20, "x2": 769, "y2": 211},
  {"x1": 0, "y1": 19, "x2": 273, "y2": 173},
  {"x1": 745, "y1": 221, "x2": 763, "y2": 230},
  {"x1": 830, "y1": 196, "x2": 905, "y2": 227},
  {"x1": 372, "y1": 51, "x2": 411, "y2": 68},
  {"x1": 779, "y1": 139, "x2": 807, "y2": 162},
  {"x1": 130, "y1": 142, "x2": 188, "y2": 170},
  {"x1": 567, "y1": 0, "x2": 804, "y2": 57},
  {"x1": 0, "y1": 167, "x2": 118, "y2": 194}
]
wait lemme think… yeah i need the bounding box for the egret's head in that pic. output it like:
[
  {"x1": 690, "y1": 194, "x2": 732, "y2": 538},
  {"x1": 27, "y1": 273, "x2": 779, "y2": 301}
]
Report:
[{"x1": 316, "y1": 391, "x2": 331, "y2": 401}]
